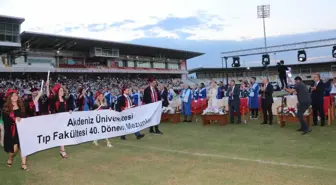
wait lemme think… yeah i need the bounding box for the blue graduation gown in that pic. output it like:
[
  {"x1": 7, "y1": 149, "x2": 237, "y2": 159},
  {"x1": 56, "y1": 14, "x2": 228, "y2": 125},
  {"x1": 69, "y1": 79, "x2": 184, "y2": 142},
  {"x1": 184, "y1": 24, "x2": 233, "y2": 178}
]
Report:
[
  {"x1": 105, "y1": 92, "x2": 111, "y2": 107},
  {"x1": 198, "y1": 88, "x2": 207, "y2": 99},
  {"x1": 132, "y1": 93, "x2": 140, "y2": 106},
  {"x1": 217, "y1": 86, "x2": 223, "y2": 99},
  {"x1": 248, "y1": 83, "x2": 260, "y2": 109},
  {"x1": 192, "y1": 89, "x2": 199, "y2": 100},
  {"x1": 182, "y1": 89, "x2": 192, "y2": 116}
]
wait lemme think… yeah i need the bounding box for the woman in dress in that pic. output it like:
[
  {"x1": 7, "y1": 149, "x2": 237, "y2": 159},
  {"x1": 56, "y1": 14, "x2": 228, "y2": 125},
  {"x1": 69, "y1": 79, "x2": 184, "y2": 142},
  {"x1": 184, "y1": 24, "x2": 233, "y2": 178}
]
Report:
[
  {"x1": 2, "y1": 89, "x2": 29, "y2": 171},
  {"x1": 47, "y1": 83, "x2": 71, "y2": 158},
  {"x1": 92, "y1": 91, "x2": 112, "y2": 147},
  {"x1": 207, "y1": 82, "x2": 218, "y2": 108},
  {"x1": 240, "y1": 81, "x2": 250, "y2": 98}
]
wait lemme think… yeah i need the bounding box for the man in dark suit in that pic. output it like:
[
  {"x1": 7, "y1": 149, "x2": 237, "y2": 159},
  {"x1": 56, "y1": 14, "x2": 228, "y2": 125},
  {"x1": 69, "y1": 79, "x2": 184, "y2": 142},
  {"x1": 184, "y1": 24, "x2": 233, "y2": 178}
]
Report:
[
  {"x1": 226, "y1": 80, "x2": 241, "y2": 124},
  {"x1": 285, "y1": 76, "x2": 312, "y2": 135},
  {"x1": 260, "y1": 78, "x2": 274, "y2": 125},
  {"x1": 277, "y1": 60, "x2": 288, "y2": 89},
  {"x1": 311, "y1": 74, "x2": 325, "y2": 126},
  {"x1": 117, "y1": 87, "x2": 145, "y2": 140},
  {"x1": 143, "y1": 77, "x2": 163, "y2": 134}
]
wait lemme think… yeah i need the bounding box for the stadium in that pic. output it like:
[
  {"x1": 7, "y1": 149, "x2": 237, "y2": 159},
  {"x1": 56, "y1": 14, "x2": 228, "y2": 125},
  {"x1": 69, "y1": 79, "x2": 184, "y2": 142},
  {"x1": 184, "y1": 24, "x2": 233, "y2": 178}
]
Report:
[
  {"x1": 1, "y1": 13, "x2": 336, "y2": 185},
  {"x1": 0, "y1": 15, "x2": 203, "y2": 81}
]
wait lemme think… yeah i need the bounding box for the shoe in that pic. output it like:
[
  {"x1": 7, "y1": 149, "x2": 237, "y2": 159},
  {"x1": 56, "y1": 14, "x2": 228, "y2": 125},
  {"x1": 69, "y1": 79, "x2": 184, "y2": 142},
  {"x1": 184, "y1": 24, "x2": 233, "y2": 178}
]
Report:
[
  {"x1": 155, "y1": 130, "x2": 163, "y2": 135},
  {"x1": 269, "y1": 122, "x2": 273, "y2": 125},
  {"x1": 7, "y1": 158, "x2": 12, "y2": 168},
  {"x1": 106, "y1": 142, "x2": 113, "y2": 148},
  {"x1": 137, "y1": 134, "x2": 145, "y2": 140},
  {"x1": 321, "y1": 124, "x2": 325, "y2": 127},
  {"x1": 60, "y1": 151, "x2": 68, "y2": 159},
  {"x1": 93, "y1": 140, "x2": 98, "y2": 146},
  {"x1": 297, "y1": 128, "x2": 303, "y2": 132},
  {"x1": 21, "y1": 164, "x2": 29, "y2": 171},
  {"x1": 183, "y1": 120, "x2": 187, "y2": 122},
  {"x1": 149, "y1": 130, "x2": 155, "y2": 134},
  {"x1": 187, "y1": 120, "x2": 192, "y2": 123},
  {"x1": 302, "y1": 129, "x2": 312, "y2": 135},
  {"x1": 261, "y1": 122, "x2": 267, "y2": 125},
  {"x1": 121, "y1": 136, "x2": 126, "y2": 140}
]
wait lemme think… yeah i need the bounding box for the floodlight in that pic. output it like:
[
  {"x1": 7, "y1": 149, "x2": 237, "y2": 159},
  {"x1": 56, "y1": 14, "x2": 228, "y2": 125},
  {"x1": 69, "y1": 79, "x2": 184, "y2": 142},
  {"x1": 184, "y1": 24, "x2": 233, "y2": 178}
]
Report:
[
  {"x1": 297, "y1": 50, "x2": 306, "y2": 62},
  {"x1": 232, "y1": 57, "x2": 240, "y2": 67},
  {"x1": 262, "y1": 54, "x2": 270, "y2": 66}
]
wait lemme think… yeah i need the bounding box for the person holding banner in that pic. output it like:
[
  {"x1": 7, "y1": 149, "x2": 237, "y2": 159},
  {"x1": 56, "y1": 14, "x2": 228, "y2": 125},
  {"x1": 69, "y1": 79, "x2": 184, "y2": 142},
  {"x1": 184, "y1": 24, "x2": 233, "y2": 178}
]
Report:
[
  {"x1": 48, "y1": 83, "x2": 71, "y2": 158},
  {"x1": 2, "y1": 89, "x2": 29, "y2": 171},
  {"x1": 92, "y1": 91, "x2": 113, "y2": 147},
  {"x1": 27, "y1": 88, "x2": 48, "y2": 117},
  {"x1": 117, "y1": 87, "x2": 145, "y2": 140},
  {"x1": 143, "y1": 77, "x2": 163, "y2": 135}
]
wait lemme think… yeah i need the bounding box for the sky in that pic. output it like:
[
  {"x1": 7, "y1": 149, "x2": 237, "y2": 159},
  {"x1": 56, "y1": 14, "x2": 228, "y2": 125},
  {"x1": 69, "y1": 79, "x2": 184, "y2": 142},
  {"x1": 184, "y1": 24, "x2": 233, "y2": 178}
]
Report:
[{"x1": 1, "y1": 0, "x2": 336, "y2": 69}]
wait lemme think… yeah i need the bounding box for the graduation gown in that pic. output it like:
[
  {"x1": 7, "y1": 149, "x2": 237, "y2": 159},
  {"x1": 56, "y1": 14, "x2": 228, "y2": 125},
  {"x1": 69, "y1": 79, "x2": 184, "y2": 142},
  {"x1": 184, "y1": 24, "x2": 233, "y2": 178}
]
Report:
[
  {"x1": 181, "y1": 89, "x2": 192, "y2": 116},
  {"x1": 198, "y1": 88, "x2": 207, "y2": 99},
  {"x1": 116, "y1": 95, "x2": 133, "y2": 112},
  {"x1": 248, "y1": 83, "x2": 260, "y2": 109},
  {"x1": 3, "y1": 108, "x2": 25, "y2": 153},
  {"x1": 143, "y1": 86, "x2": 160, "y2": 104}
]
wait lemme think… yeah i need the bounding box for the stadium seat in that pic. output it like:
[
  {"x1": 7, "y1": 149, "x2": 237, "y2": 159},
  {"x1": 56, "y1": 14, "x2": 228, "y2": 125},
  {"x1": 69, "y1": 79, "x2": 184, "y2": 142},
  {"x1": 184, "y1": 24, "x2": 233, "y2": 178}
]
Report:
[
  {"x1": 191, "y1": 99, "x2": 207, "y2": 121},
  {"x1": 323, "y1": 96, "x2": 332, "y2": 125},
  {"x1": 239, "y1": 98, "x2": 250, "y2": 123}
]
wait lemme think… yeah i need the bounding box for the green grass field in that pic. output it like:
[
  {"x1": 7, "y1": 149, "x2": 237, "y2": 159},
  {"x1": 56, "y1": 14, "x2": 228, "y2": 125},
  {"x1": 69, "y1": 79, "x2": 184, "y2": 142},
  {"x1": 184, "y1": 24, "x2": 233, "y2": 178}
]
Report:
[{"x1": 1, "y1": 117, "x2": 336, "y2": 185}]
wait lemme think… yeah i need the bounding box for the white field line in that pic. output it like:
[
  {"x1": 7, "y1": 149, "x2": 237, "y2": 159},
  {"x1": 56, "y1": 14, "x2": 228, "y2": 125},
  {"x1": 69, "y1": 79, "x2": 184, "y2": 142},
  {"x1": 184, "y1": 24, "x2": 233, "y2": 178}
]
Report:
[{"x1": 116, "y1": 143, "x2": 335, "y2": 171}]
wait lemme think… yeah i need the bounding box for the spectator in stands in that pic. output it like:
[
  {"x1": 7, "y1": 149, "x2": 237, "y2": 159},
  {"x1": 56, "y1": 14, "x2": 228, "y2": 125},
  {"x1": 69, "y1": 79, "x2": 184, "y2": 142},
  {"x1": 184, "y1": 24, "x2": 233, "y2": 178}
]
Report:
[
  {"x1": 248, "y1": 77, "x2": 260, "y2": 119},
  {"x1": 226, "y1": 80, "x2": 241, "y2": 124},
  {"x1": 260, "y1": 78, "x2": 274, "y2": 125},
  {"x1": 277, "y1": 60, "x2": 288, "y2": 89},
  {"x1": 311, "y1": 74, "x2": 325, "y2": 126}
]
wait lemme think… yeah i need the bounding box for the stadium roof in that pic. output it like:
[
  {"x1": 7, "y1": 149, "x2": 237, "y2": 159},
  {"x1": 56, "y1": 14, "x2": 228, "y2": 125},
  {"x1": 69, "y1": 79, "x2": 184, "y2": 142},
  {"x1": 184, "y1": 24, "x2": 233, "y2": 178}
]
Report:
[
  {"x1": 0, "y1": 15, "x2": 25, "y2": 24},
  {"x1": 188, "y1": 60, "x2": 336, "y2": 73},
  {"x1": 20, "y1": 31, "x2": 204, "y2": 60}
]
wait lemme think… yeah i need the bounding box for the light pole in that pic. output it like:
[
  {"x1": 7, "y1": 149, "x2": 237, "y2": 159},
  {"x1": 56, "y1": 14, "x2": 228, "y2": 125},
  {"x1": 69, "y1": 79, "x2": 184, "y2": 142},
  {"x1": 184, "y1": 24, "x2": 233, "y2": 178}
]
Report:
[{"x1": 257, "y1": 5, "x2": 270, "y2": 53}]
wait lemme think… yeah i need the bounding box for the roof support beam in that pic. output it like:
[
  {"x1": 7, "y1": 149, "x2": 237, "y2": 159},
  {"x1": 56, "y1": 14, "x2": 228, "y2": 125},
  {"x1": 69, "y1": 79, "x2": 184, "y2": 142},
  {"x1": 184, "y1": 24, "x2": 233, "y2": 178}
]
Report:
[{"x1": 221, "y1": 38, "x2": 336, "y2": 58}]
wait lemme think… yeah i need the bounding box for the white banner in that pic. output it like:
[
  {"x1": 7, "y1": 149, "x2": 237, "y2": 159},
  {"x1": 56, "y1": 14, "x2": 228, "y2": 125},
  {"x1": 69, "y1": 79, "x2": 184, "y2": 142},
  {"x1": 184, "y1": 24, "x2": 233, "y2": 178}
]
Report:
[{"x1": 17, "y1": 102, "x2": 162, "y2": 157}]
